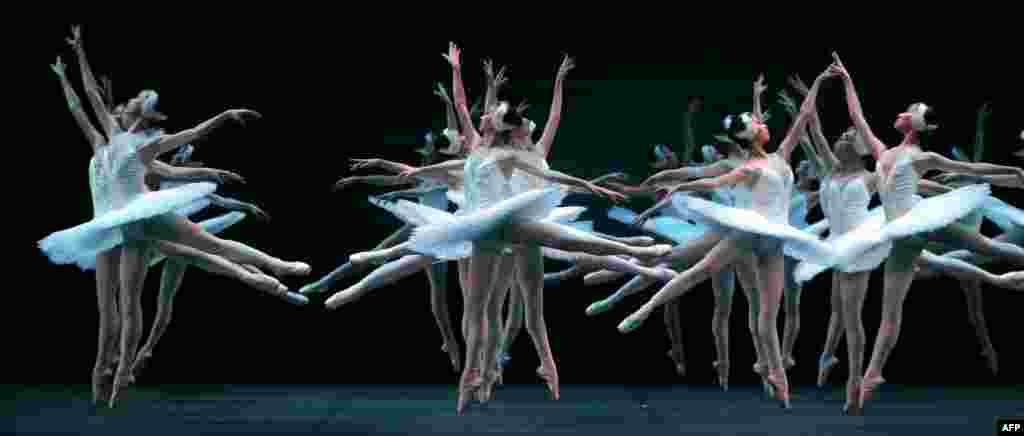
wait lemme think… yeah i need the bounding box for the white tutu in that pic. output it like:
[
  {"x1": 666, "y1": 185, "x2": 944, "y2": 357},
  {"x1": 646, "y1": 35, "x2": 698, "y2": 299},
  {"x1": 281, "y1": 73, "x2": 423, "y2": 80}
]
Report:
[
  {"x1": 671, "y1": 194, "x2": 835, "y2": 262},
  {"x1": 39, "y1": 181, "x2": 218, "y2": 270},
  {"x1": 810, "y1": 184, "x2": 991, "y2": 277},
  {"x1": 980, "y1": 196, "x2": 1024, "y2": 234},
  {"x1": 148, "y1": 212, "x2": 247, "y2": 267},
  {"x1": 40, "y1": 131, "x2": 218, "y2": 270},
  {"x1": 794, "y1": 207, "x2": 892, "y2": 283},
  {"x1": 369, "y1": 187, "x2": 568, "y2": 260},
  {"x1": 607, "y1": 207, "x2": 708, "y2": 245}
]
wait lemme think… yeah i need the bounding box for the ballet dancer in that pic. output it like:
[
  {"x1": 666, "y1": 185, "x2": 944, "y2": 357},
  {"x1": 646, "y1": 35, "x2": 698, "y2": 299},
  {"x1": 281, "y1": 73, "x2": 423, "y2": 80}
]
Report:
[{"x1": 813, "y1": 53, "x2": 1024, "y2": 411}]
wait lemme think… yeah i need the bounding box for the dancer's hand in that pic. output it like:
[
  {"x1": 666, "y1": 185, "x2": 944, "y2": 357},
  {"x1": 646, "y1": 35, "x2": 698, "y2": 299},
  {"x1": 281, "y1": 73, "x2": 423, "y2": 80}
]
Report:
[
  {"x1": 777, "y1": 90, "x2": 798, "y2": 113},
  {"x1": 977, "y1": 102, "x2": 991, "y2": 122},
  {"x1": 442, "y1": 42, "x2": 461, "y2": 68},
  {"x1": 246, "y1": 203, "x2": 271, "y2": 221},
  {"x1": 66, "y1": 25, "x2": 83, "y2": 49},
  {"x1": 754, "y1": 73, "x2": 768, "y2": 96},
  {"x1": 332, "y1": 177, "x2": 359, "y2": 191},
  {"x1": 494, "y1": 64, "x2": 509, "y2": 89},
  {"x1": 557, "y1": 54, "x2": 575, "y2": 79},
  {"x1": 433, "y1": 82, "x2": 451, "y2": 103},
  {"x1": 586, "y1": 182, "x2": 626, "y2": 203},
  {"x1": 207, "y1": 169, "x2": 245, "y2": 184},
  {"x1": 398, "y1": 167, "x2": 422, "y2": 180},
  {"x1": 50, "y1": 56, "x2": 66, "y2": 78},
  {"x1": 829, "y1": 52, "x2": 850, "y2": 79},
  {"x1": 787, "y1": 74, "x2": 810, "y2": 96},
  {"x1": 687, "y1": 96, "x2": 704, "y2": 113},
  {"x1": 349, "y1": 158, "x2": 381, "y2": 171},
  {"x1": 227, "y1": 109, "x2": 261, "y2": 125}
]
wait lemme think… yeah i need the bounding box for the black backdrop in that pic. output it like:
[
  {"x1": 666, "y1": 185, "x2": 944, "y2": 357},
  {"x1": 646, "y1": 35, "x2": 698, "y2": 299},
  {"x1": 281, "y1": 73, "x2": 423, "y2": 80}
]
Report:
[{"x1": 15, "y1": 22, "x2": 1023, "y2": 388}]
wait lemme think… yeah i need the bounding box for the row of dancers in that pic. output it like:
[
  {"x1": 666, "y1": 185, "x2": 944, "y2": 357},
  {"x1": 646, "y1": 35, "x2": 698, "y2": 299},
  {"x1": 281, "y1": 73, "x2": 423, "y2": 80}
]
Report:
[{"x1": 41, "y1": 31, "x2": 1024, "y2": 415}]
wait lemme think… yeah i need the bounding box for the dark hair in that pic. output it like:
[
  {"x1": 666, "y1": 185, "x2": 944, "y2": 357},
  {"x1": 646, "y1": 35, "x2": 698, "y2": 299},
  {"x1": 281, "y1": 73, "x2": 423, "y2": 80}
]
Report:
[
  {"x1": 648, "y1": 144, "x2": 665, "y2": 164},
  {"x1": 914, "y1": 103, "x2": 939, "y2": 148},
  {"x1": 723, "y1": 113, "x2": 754, "y2": 149}
]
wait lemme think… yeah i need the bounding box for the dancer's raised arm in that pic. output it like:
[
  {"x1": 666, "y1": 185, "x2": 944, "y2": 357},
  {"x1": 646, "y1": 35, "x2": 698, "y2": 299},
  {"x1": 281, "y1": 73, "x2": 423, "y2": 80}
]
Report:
[
  {"x1": 777, "y1": 68, "x2": 833, "y2": 163},
  {"x1": 52, "y1": 56, "x2": 104, "y2": 149},
  {"x1": 136, "y1": 109, "x2": 260, "y2": 163},
  {"x1": 434, "y1": 83, "x2": 459, "y2": 134},
  {"x1": 443, "y1": 43, "x2": 480, "y2": 151},
  {"x1": 497, "y1": 153, "x2": 625, "y2": 202},
  {"x1": 537, "y1": 55, "x2": 574, "y2": 159},
  {"x1": 779, "y1": 88, "x2": 831, "y2": 173},
  {"x1": 831, "y1": 52, "x2": 886, "y2": 160},
  {"x1": 482, "y1": 60, "x2": 508, "y2": 114},
  {"x1": 67, "y1": 26, "x2": 116, "y2": 136},
  {"x1": 753, "y1": 74, "x2": 767, "y2": 122},
  {"x1": 682, "y1": 97, "x2": 702, "y2": 163}
]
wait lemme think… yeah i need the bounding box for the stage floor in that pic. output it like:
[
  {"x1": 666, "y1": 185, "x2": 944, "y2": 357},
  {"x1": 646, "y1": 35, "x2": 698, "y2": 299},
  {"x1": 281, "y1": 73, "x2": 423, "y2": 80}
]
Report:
[{"x1": 7, "y1": 384, "x2": 1023, "y2": 435}]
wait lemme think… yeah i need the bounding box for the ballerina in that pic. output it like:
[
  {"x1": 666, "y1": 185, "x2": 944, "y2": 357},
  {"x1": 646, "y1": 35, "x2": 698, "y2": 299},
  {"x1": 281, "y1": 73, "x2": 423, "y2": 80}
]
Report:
[
  {"x1": 594, "y1": 138, "x2": 768, "y2": 391},
  {"x1": 614, "y1": 65, "x2": 846, "y2": 408},
  {"x1": 814, "y1": 53, "x2": 1024, "y2": 411},
  {"x1": 131, "y1": 144, "x2": 286, "y2": 378},
  {"x1": 50, "y1": 47, "x2": 123, "y2": 406},
  {"x1": 40, "y1": 71, "x2": 312, "y2": 405}
]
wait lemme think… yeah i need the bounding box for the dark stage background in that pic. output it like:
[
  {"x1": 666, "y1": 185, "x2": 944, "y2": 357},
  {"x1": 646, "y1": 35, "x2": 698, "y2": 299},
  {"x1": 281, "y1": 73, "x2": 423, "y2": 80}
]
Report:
[{"x1": 15, "y1": 23, "x2": 1023, "y2": 391}]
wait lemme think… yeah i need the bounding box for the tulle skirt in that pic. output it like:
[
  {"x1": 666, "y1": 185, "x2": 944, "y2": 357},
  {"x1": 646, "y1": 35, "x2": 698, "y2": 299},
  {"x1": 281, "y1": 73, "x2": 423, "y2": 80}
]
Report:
[
  {"x1": 369, "y1": 187, "x2": 568, "y2": 260},
  {"x1": 607, "y1": 207, "x2": 709, "y2": 245},
  {"x1": 670, "y1": 194, "x2": 835, "y2": 262},
  {"x1": 794, "y1": 184, "x2": 990, "y2": 283},
  {"x1": 38, "y1": 182, "x2": 218, "y2": 270}
]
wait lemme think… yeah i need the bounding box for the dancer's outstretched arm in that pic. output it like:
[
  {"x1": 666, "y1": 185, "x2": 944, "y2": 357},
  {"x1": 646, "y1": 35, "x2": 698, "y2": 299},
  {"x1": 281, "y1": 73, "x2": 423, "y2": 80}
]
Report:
[
  {"x1": 777, "y1": 89, "x2": 826, "y2": 174},
  {"x1": 682, "y1": 97, "x2": 702, "y2": 163},
  {"x1": 537, "y1": 56, "x2": 574, "y2": 159},
  {"x1": 52, "y1": 56, "x2": 104, "y2": 149},
  {"x1": 753, "y1": 74, "x2": 767, "y2": 122},
  {"x1": 66, "y1": 25, "x2": 116, "y2": 136},
  {"x1": 137, "y1": 109, "x2": 259, "y2": 163},
  {"x1": 149, "y1": 160, "x2": 242, "y2": 183},
  {"x1": 912, "y1": 152, "x2": 1024, "y2": 179},
  {"x1": 777, "y1": 68, "x2": 833, "y2": 163},
  {"x1": 643, "y1": 161, "x2": 734, "y2": 187},
  {"x1": 208, "y1": 194, "x2": 270, "y2": 220},
  {"x1": 482, "y1": 59, "x2": 507, "y2": 114},
  {"x1": 376, "y1": 184, "x2": 449, "y2": 201},
  {"x1": 399, "y1": 159, "x2": 466, "y2": 180},
  {"x1": 443, "y1": 43, "x2": 480, "y2": 151},
  {"x1": 916, "y1": 250, "x2": 1022, "y2": 290},
  {"x1": 500, "y1": 154, "x2": 625, "y2": 202},
  {"x1": 831, "y1": 53, "x2": 887, "y2": 160},
  {"x1": 434, "y1": 83, "x2": 459, "y2": 133},
  {"x1": 333, "y1": 175, "x2": 416, "y2": 191},
  {"x1": 349, "y1": 158, "x2": 417, "y2": 175}
]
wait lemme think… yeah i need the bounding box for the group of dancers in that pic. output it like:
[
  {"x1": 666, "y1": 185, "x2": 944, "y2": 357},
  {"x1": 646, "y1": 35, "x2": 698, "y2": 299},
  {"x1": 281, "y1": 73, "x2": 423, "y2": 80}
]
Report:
[{"x1": 41, "y1": 31, "x2": 1024, "y2": 416}]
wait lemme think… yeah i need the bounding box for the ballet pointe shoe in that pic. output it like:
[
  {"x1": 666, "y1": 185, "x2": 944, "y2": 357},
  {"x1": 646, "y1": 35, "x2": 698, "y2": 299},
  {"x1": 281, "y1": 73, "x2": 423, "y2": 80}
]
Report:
[
  {"x1": 635, "y1": 244, "x2": 673, "y2": 262},
  {"x1": 997, "y1": 271, "x2": 1024, "y2": 290},
  {"x1": 91, "y1": 363, "x2": 115, "y2": 406},
  {"x1": 456, "y1": 369, "x2": 483, "y2": 414},
  {"x1": 325, "y1": 288, "x2": 362, "y2": 310},
  {"x1": 666, "y1": 350, "x2": 686, "y2": 376},
  {"x1": 585, "y1": 298, "x2": 616, "y2": 317},
  {"x1": 766, "y1": 368, "x2": 791, "y2": 409},
  {"x1": 843, "y1": 378, "x2": 864, "y2": 416},
  {"x1": 108, "y1": 366, "x2": 135, "y2": 408},
  {"x1": 783, "y1": 355, "x2": 796, "y2": 370},
  {"x1": 982, "y1": 346, "x2": 999, "y2": 375},
  {"x1": 753, "y1": 362, "x2": 775, "y2": 398},
  {"x1": 299, "y1": 281, "x2": 327, "y2": 295},
  {"x1": 441, "y1": 342, "x2": 462, "y2": 374},
  {"x1": 712, "y1": 360, "x2": 729, "y2": 391},
  {"x1": 270, "y1": 261, "x2": 311, "y2": 278},
  {"x1": 858, "y1": 373, "x2": 885, "y2": 409},
  {"x1": 131, "y1": 348, "x2": 154, "y2": 379},
  {"x1": 537, "y1": 365, "x2": 560, "y2": 401},
  {"x1": 817, "y1": 352, "x2": 839, "y2": 387},
  {"x1": 617, "y1": 308, "x2": 651, "y2": 334}
]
